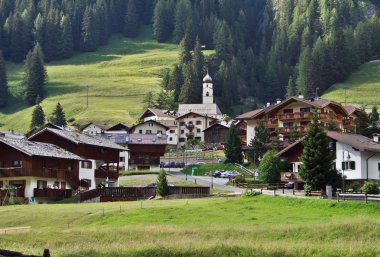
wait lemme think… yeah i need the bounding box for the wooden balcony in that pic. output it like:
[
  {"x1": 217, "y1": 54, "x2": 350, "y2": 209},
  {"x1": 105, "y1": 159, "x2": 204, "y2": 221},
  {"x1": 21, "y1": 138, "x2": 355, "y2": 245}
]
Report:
[
  {"x1": 95, "y1": 168, "x2": 119, "y2": 180},
  {"x1": 281, "y1": 172, "x2": 303, "y2": 182},
  {"x1": 130, "y1": 158, "x2": 161, "y2": 165},
  {"x1": 0, "y1": 167, "x2": 69, "y2": 179},
  {"x1": 33, "y1": 188, "x2": 72, "y2": 199},
  {"x1": 263, "y1": 119, "x2": 278, "y2": 128},
  {"x1": 279, "y1": 126, "x2": 307, "y2": 135},
  {"x1": 0, "y1": 188, "x2": 25, "y2": 198},
  {"x1": 278, "y1": 112, "x2": 313, "y2": 121},
  {"x1": 186, "y1": 132, "x2": 195, "y2": 137},
  {"x1": 0, "y1": 168, "x2": 25, "y2": 177},
  {"x1": 320, "y1": 113, "x2": 343, "y2": 122}
]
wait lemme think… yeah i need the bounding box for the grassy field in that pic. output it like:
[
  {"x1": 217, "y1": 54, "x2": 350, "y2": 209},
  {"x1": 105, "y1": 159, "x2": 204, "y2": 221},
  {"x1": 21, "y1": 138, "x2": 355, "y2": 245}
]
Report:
[
  {"x1": 0, "y1": 195, "x2": 379, "y2": 256},
  {"x1": 182, "y1": 162, "x2": 254, "y2": 176},
  {"x1": 0, "y1": 27, "x2": 180, "y2": 132},
  {"x1": 323, "y1": 61, "x2": 380, "y2": 108}
]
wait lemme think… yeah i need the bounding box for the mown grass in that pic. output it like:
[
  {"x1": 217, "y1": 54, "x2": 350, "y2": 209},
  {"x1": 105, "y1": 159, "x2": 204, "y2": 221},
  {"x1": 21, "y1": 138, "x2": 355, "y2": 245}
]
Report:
[
  {"x1": 182, "y1": 162, "x2": 253, "y2": 176},
  {"x1": 0, "y1": 195, "x2": 379, "y2": 256},
  {"x1": 0, "y1": 27, "x2": 179, "y2": 132},
  {"x1": 323, "y1": 61, "x2": 380, "y2": 108}
]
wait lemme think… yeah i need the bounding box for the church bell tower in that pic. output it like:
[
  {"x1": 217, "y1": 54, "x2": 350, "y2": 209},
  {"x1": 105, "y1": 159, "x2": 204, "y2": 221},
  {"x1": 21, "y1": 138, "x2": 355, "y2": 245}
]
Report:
[{"x1": 202, "y1": 72, "x2": 213, "y2": 104}]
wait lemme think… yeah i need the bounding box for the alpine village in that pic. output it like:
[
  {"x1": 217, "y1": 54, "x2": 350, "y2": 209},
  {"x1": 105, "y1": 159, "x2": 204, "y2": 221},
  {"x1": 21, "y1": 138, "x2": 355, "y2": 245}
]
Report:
[{"x1": 0, "y1": 1, "x2": 379, "y2": 257}]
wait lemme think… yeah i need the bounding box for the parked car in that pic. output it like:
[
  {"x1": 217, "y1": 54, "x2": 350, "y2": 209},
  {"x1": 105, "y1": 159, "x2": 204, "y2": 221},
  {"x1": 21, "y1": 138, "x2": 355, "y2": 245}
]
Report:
[
  {"x1": 175, "y1": 162, "x2": 185, "y2": 168},
  {"x1": 220, "y1": 171, "x2": 240, "y2": 178},
  {"x1": 194, "y1": 162, "x2": 206, "y2": 165},
  {"x1": 211, "y1": 170, "x2": 224, "y2": 178},
  {"x1": 163, "y1": 161, "x2": 176, "y2": 168},
  {"x1": 284, "y1": 182, "x2": 294, "y2": 189}
]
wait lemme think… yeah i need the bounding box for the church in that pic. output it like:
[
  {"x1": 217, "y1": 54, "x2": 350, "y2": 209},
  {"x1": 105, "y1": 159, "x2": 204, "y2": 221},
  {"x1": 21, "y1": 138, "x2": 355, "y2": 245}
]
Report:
[{"x1": 178, "y1": 72, "x2": 223, "y2": 119}]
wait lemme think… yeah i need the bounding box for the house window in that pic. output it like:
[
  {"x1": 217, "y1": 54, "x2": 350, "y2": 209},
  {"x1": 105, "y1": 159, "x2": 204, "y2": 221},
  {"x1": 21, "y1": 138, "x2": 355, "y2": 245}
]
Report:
[
  {"x1": 196, "y1": 121, "x2": 202, "y2": 125},
  {"x1": 195, "y1": 137, "x2": 201, "y2": 140},
  {"x1": 169, "y1": 137, "x2": 173, "y2": 141},
  {"x1": 170, "y1": 130, "x2": 175, "y2": 133},
  {"x1": 81, "y1": 161, "x2": 92, "y2": 169},
  {"x1": 197, "y1": 129, "x2": 201, "y2": 133},
  {"x1": 283, "y1": 122, "x2": 294, "y2": 128},
  {"x1": 180, "y1": 122, "x2": 185, "y2": 126},
  {"x1": 120, "y1": 157, "x2": 125, "y2": 162},
  {"x1": 179, "y1": 138, "x2": 185, "y2": 142},
  {"x1": 181, "y1": 130, "x2": 184, "y2": 134},
  {"x1": 300, "y1": 107, "x2": 311, "y2": 113},
  {"x1": 37, "y1": 180, "x2": 47, "y2": 189},
  {"x1": 283, "y1": 109, "x2": 293, "y2": 114},
  {"x1": 378, "y1": 163, "x2": 380, "y2": 171},
  {"x1": 139, "y1": 129, "x2": 143, "y2": 134},
  {"x1": 341, "y1": 161, "x2": 355, "y2": 171},
  {"x1": 157, "y1": 130, "x2": 162, "y2": 134},
  {"x1": 146, "y1": 130, "x2": 152, "y2": 134},
  {"x1": 148, "y1": 122, "x2": 154, "y2": 127},
  {"x1": 67, "y1": 163, "x2": 73, "y2": 171},
  {"x1": 12, "y1": 160, "x2": 22, "y2": 168}
]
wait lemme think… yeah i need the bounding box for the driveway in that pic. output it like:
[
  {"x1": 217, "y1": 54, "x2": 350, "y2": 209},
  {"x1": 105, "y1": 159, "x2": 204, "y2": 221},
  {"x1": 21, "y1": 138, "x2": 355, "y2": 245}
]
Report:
[{"x1": 166, "y1": 169, "x2": 244, "y2": 194}]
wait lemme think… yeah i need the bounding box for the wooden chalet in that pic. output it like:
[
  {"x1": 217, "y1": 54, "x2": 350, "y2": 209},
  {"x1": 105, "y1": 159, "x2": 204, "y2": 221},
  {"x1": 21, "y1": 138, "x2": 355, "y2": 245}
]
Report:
[
  {"x1": 28, "y1": 128, "x2": 127, "y2": 189},
  {"x1": 203, "y1": 121, "x2": 231, "y2": 146},
  {"x1": 0, "y1": 137, "x2": 85, "y2": 202}
]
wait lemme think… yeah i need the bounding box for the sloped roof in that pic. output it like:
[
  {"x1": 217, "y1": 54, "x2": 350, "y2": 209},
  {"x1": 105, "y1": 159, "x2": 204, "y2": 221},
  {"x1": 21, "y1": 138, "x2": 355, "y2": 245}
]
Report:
[
  {"x1": 130, "y1": 119, "x2": 170, "y2": 132},
  {"x1": 235, "y1": 109, "x2": 264, "y2": 120},
  {"x1": 176, "y1": 111, "x2": 218, "y2": 120},
  {"x1": 81, "y1": 122, "x2": 108, "y2": 131},
  {"x1": 157, "y1": 120, "x2": 178, "y2": 127},
  {"x1": 203, "y1": 120, "x2": 232, "y2": 132},
  {"x1": 127, "y1": 134, "x2": 167, "y2": 145},
  {"x1": 106, "y1": 123, "x2": 130, "y2": 132},
  {"x1": 178, "y1": 103, "x2": 222, "y2": 117},
  {"x1": 30, "y1": 128, "x2": 126, "y2": 151},
  {"x1": 139, "y1": 108, "x2": 177, "y2": 120},
  {"x1": 0, "y1": 137, "x2": 85, "y2": 161},
  {"x1": 327, "y1": 131, "x2": 380, "y2": 152},
  {"x1": 276, "y1": 137, "x2": 305, "y2": 158}
]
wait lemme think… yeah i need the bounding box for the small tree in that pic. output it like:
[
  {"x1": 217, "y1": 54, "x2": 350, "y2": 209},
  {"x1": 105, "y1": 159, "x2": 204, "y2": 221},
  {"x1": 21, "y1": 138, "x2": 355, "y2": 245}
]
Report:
[
  {"x1": 248, "y1": 122, "x2": 270, "y2": 163},
  {"x1": 30, "y1": 104, "x2": 45, "y2": 129},
  {"x1": 157, "y1": 169, "x2": 169, "y2": 196},
  {"x1": 299, "y1": 111, "x2": 339, "y2": 191},
  {"x1": 50, "y1": 102, "x2": 67, "y2": 127},
  {"x1": 143, "y1": 92, "x2": 155, "y2": 109},
  {"x1": 0, "y1": 51, "x2": 9, "y2": 108},
  {"x1": 258, "y1": 150, "x2": 283, "y2": 183},
  {"x1": 224, "y1": 124, "x2": 243, "y2": 164}
]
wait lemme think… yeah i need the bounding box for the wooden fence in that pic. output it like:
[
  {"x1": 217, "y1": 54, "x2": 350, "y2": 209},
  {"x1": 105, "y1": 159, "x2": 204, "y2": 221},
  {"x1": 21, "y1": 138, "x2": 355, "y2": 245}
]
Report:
[
  {"x1": 237, "y1": 183, "x2": 323, "y2": 197},
  {"x1": 337, "y1": 193, "x2": 380, "y2": 203},
  {"x1": 168, "y1": 187, "x2": 210, "y2": 195}
]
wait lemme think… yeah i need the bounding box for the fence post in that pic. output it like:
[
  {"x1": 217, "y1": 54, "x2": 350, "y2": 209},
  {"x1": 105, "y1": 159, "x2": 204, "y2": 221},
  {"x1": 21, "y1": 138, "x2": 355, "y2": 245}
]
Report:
[
  {"x1": 292, "y1": 187, "x2": 295, "y2": 195},
  {"x1": 43, "y1": 249, "x2": 51, "y2": 257},
  {"x1": 282, "y1": 186, "x2": 284, "y2": 194},
  {"x1": 365, "y1": 193, "x2": 368, "y2": 204},
  {"x1": 274, "y1": 188, "x2": 276, "y2": 196},
  {"x1": 337, "y1": 193, "x2": 339, "y2": 202},
  {"x1": 195, "y1": 179, "x2": 197, "y2": 185}
]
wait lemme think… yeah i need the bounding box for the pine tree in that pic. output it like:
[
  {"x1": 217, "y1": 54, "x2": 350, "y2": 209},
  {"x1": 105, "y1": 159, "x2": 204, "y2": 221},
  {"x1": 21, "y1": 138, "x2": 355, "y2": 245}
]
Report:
[
  {"x1": 224, "y1": 124, "x2": 243, "y2": 164},
  {"x1": 30, "y1": 103, "x2": 45, "y2": 129},
  {"x1": 50, "y1": 102, "x2": 67, "y2": 127},
  {"x1": 156, "y1": 169, "x2": 169, "y2": 196},
  {"x1": 369, "y1": 106, "x2": 379, "y2": 127},
  {"x1": 286, "y1": 75, "x2": 296, "y2": 97},
  {"x1": 124, "y1": 0, "x2": 139, "y2": 38},
  {"x1": 169, "y1": 64, "x2": 183, "y2": 102},
  {"x1": 0, "y1": 51, "x2": 9, "y2": 108},
  {"x1": 258, "y1": 150, "x2": 283, "y2": 183},
  {"x1": 143, "y1": 91, "x2": 155, "y2": 109},
  {"x1": 248, "y1": 122, "x2": 270, "y2": 164},
  {"x1": 299, "y1": 111, "x2": 339, "y2": 191},
  {"x1": 60, "y1": 15, "x2": 73, "y2": 58},
  {"x1": 81, "y1": 6, "x2": 98, "y2": 52},
  {"x1": 153, "y1": 0, "x2": 173, "y2": 42},
  {"x1": 24, "y1": 43, "x2": 47, "y2": 106}
]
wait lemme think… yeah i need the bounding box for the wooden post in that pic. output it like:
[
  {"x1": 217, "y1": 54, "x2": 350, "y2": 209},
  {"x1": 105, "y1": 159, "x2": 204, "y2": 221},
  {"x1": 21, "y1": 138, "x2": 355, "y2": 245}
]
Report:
[
  {"x1": 337, "y1": 193, "x2": 339, "y2": 202},
  {"x1": 292, "y1": 187, "x2": 295, "y2": 195},
  {"x1": 43, "y1": 249, "x2": 51, "y2": 257},
  {"x1": 274, "y1": 188, "x2": 276, "y2": 196},
  {"x1": 365, "y1": 193, "x2": 368, "y2": 204}
]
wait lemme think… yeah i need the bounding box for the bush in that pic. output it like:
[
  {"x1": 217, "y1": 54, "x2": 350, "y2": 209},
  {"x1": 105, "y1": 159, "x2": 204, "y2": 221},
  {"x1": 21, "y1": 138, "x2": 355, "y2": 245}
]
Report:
[
  {"x1": 304, "y1": 184, "x2": 312, "y2": 196},
  {"x1": 234, "y1": 176, "x2": 246, "y2": 185},
  {"x1": 361, "y1": 181, "x2": 379, "y2": 194},
  {"x1": 243, "y1": 191, "x2": 262, "y2": 197},
  {"x1": 157, "y1": 169, "x2": 169, "y2": 196},
  {"x1": 349, "y1": 182, "x2": 362, "y2": 192}
]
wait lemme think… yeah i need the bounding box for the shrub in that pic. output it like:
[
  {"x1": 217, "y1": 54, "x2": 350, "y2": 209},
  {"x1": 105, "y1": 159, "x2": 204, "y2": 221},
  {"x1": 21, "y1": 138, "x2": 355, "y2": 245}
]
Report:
[
  {"x1": 243, "y1": 191, "x2": 262, "y2": 197},
  {"x1": 304, "y1": 184, "x2": 312, "y2": 196},
  {"x1": 157, "y1": 169, "x2": 169, "y2": 196},
  {"x1": 234, "y1": 176, "x2": 246, "y2": 185},
  {"x1": 361, "y1": 181, "x2": 379, "y2": 194},
  {"x1": 350, "y1": 182, "x2": 362, "y2": 192}
]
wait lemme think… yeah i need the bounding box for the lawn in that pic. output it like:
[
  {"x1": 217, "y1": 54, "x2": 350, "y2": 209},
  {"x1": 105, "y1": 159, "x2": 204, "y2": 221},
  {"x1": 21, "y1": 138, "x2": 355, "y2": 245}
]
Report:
[
  {"x1": 323, "y1": 61, "x2": 380, "y2": 108},
  {"x1": 0, "y1": 195, "x2": 378, "y2": 256},
  {"x1": 182, "y1": 162, "x2": 254, "y2": 176},
  {"x1": 0, "y1": 27, "x2": 180, "y2": 132}
]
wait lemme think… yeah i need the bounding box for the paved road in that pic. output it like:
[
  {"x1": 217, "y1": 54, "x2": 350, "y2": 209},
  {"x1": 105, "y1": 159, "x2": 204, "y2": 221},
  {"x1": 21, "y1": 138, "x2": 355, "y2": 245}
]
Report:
[{"x1": 166, "y1": 169, "x2": 244, "y2": 194}]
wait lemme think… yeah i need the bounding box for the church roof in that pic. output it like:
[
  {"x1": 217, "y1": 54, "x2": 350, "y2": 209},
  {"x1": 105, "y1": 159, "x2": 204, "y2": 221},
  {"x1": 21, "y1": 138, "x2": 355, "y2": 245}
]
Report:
[
  {"x1": 203, "y1": 73, "x2": 213, "y2": 83},
  {"x1": 178, "y1": 103, "x2": 222, "y2": 117}
]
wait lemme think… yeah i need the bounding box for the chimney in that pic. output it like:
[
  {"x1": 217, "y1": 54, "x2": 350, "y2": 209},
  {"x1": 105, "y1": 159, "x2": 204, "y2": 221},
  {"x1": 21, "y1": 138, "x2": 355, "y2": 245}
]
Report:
[
  {"x1": 266, "y1": 102, "x2": 270, "y2": 108},
  {"x1": 373, "y1": 134, "x2": 380, "y2": 143},
  {"x1": 276, "y1": 98, "x2": 281, "y2": 104},
  {"x1": 298, "y1": 93, "x2": 304, "y2": 99}
]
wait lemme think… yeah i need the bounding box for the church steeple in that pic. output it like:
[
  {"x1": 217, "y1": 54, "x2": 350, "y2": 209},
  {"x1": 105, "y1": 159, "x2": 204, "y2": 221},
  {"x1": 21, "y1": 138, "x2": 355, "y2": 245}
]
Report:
[{"x1": 203, "y1": 71, "x2": 213, "y2": 104}]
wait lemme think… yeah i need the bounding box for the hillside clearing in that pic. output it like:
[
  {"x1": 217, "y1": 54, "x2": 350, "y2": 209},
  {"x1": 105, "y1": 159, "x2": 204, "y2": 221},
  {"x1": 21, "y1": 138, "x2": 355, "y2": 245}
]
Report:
[
  {"x1": 0, "y1": 28, "x2": 179, "y2": 132},
  {"x1": 323, "y1": 61, "x2": 380, "y2": 108},
  {"x1": 0, "y1": 196, "x2": 378, "y2": 257}
]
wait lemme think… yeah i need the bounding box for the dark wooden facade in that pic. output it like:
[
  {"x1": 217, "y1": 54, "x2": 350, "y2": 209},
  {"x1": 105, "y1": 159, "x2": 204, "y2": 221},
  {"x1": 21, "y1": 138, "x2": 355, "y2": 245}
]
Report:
[
  {"x1": 128, "y1": 144, "x2": 166, "y2": 168},
  {"x1": 204, "y1": 124, "x2": 229, "y2": 145}
]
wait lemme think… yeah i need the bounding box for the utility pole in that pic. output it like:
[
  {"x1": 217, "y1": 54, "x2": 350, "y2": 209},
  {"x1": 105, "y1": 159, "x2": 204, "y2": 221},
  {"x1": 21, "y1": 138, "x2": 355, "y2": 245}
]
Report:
[
  {"x1": 344, "y1": 88, "x2": 347, "y2": 106},
  {"x1": 87, "y1": 85, "x2": 89, "y2": 109}
]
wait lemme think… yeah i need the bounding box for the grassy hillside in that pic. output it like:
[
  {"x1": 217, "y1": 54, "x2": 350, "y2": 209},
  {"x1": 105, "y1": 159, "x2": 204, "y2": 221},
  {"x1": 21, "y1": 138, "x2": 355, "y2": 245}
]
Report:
[
  {"x1": 0, "y1": 196, "x2": 378, "y2": 256},
  {"x1": 0, "y1": 28, "x2": 179, "y2": 133},
  {"x1": 323, "y1": 61, "x2": 380, "y2": 107}
]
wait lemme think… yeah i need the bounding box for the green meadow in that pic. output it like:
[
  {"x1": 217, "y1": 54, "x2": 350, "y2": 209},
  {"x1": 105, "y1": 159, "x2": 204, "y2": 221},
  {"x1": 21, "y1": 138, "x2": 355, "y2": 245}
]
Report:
[
  {"x1": 0, "y1": 28, "x2": 179, "y2": 132},
  {"x1": 0, "y1": 195, "x2": 379, "y2": 257},
  {"x1": 323, "y1": 61, "x2": 380, "y2": 108}
]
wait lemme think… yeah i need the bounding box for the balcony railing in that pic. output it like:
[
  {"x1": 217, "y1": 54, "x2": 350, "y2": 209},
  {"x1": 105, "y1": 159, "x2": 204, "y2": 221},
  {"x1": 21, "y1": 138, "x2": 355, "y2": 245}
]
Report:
[
  {"x1": 278, "y1": 112, "x2": 313, "y2": 121},
  {"x1": 0, "y1": 167, "x2": 25, "y2": 177},
  {"x1": 279, "y1": 126, "x2": 307, "y2": 135},
  {"x1": 186, "y1": 132, "x2": 195, "y2": 137},
  {"x1": 0, "y1": 167, "x2": 70, "y2": 180},
  {"x1": 280, "y1": 172, "x2": 303, "y2": 182},
  {"x1": 95, "y1": 169, "x2": 119, "y2": 180},
  {"x1": 320, "y1": 113, "x2": 343, "y2": 121},
  {"x1": 0, "y1": 188, "x2": 25, "y2": 197},
  {"x1": 33, "y1": 188, "x2": 72, "y2": 199},
  {"x1": 130, "y1": 158, "x2": 161, "y2": 165}
]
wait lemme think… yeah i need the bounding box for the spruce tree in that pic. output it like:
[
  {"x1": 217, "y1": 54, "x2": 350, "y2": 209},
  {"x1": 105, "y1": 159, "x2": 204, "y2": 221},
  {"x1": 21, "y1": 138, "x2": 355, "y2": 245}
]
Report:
[
  {"x1": 124, "y1": 0, "x2": 139, "y2": 38},
  {"x1": 156, "y1": 169, "x2": 169, "y2": 196},
  {"x1": 224, "y1": 124, "x2": 243, "y2": 164},
  {"x1": 24, "y1": 43, "x2": 47, "y2": 106},
  {"x1": 299, "y1": 111, "x2": 338, "y2": 191},
  {"x1": 0, "y1": 51, "x2": 9, "y2": 108},
  {"x1": 169, "y1": 64, "x2": 183, "y2": 102},
  {"x1": 50, "y1": 102, "x2": 67, "y2": 127},
  {"x1": 258, "y1": 150, "x2": 283, "y2": 183},
  {"x1": 60, "y1": 15, "x2": 73, "y2": 58},
  {"x1": 370, "y1": 106, "x2": 379, "y2": 127},
  {"x1": 153, "y1": 0, "x2": 173, "y2": 42},
  {"x1": 143, "y1": 91, "x2": 155, "y2": 109},
  {"x1": 30, "y1": 103, "x2": 45, "y2": 129},
  {"x1": 248, "y1": 122, "x2": 270, "y2": 163},
  {"x1": 81, "y1": 6, "x2": 98, "y2": 52}
]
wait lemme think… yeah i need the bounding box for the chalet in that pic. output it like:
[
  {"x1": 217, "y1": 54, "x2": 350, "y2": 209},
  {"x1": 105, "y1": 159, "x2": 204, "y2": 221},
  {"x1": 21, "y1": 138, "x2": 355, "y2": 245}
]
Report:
[
  {"x1": 0, "y1": 130, "x2": 24, "y2": 139},
  {"x1": 81, "y1": 122, "x2": 108, "y2": 136},
  {"x1": 127, "y1": 133, "x2": 167, "y2": 170},
  {"x1": 203, "y1": 121, "x2": 232, "y2": 146},
  {"x1": 0, "y1": 137, "x2": 84, "y2": 202},
  {"x1": 106, "y1": 123, "x2": 130, "y2": 132},
  {"x1": 157, "y1": 119, "x2": 179, "y2": 147},
  {"x1": 236, "y1": 96, "x2": 350, "y2": 146},
  {"x1": 277, "y1": 132, "x2": 380, "y2": 188},
  {"x1": 130, "y1": 120, "x2": 169, "y2": 136},
  {"x1": 139, "y1": 108, "x2": 177, "y2": 122},
  {"x1": 28, "y1": 128, "x2": 127, "y2": 189},
  {"x1": 176, "y1": 112, "x2": 217, "y2": 147}
]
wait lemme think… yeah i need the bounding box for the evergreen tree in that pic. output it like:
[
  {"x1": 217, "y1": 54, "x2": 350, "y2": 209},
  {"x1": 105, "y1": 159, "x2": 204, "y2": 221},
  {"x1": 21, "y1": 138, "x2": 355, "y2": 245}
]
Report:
[
  {"x1": 50, "y1": 102, "x2": 67, "y2": 127},
  {"x1": 248, "y1": 122, "x2": 270, "y2": 163},
  {"x1": 153, "y1": 0, "x2": 173, "y2": 42},
  {"x1": 23, "y1": 43, "x2": 47, "y2": 106},
  {"x1": 224, "y1": 124, "x2": 243, "y2": 164},
  {"x1": 81, "y1": 6, "x2": 98, "y2": 52},
  {"x1": 30, "y1": 103, "x2": 45, "y2": 129},
  {"x1": 154, "y1": 89, "x2": 176, "y2": 110},
  {"x1": 356, "y1": 107, "x2": 370, "y2": 136},
  {"x1": 369, "y1": 106, "x2": 379, "y2": 127},
  {"x1": 169, "y1": 64, "x2": 183, "y2": 102},
  {"x1": 299, "y1": 111, "x2": 339, "y2": 191},
  {"x1": 60, "y1": 15, "x2": 73, "y2": 58},
  {"x1": 0, "y1": 51, "x2": 9, "y2": 108},
  {"x1": 143, "y1": 91, "x2": 155, "y2": 109},
  {"x1": 156, "y1": 169, "x2": 169, "y2": 196},
  {"x1": 124, "y1": 0, "x2": 139, "y2": 38},
  {"x1": 286, "y1": 75, "x2": 296, "y2": 97}
]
